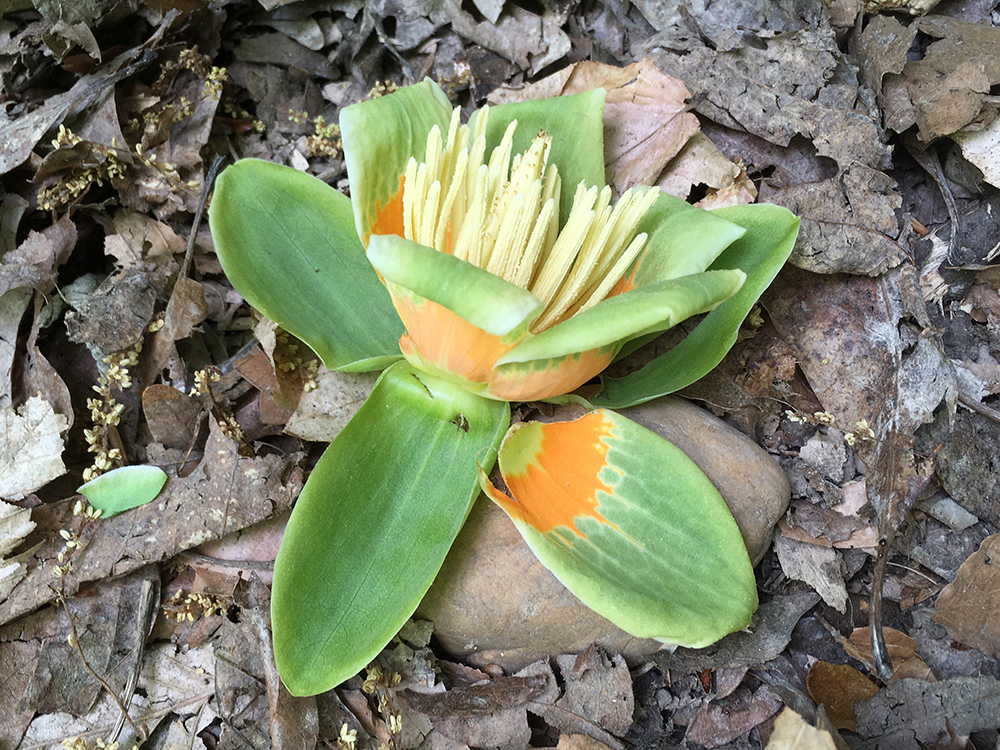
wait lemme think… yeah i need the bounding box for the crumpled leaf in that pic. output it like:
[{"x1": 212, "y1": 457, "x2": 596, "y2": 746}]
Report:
[
  {"x1": 0, "y1": 500, "x2": 34, "y2": 602},
  {"x1": 932, "y1": 533, "x2": 1000, "y2": 657},
  {"x1": 687, "y1": 684, "x2": 783, "y2": 748},
  {"x1": 855, "y1": 676, "x2": 1000, "y2": 749},
  {"x1": 764, "y1": 707, "x2": 844, "y2": 750},
  {"x1": 0, "y1": 396, "x2": 68, "y2": 500},
  {"x1": 952, "y1": 115, "x2": 1000, "y2": 190},
  {"x1": 440, "y1": 0, "x2": 569, "y2": 75},
  {"x1": 774, "y1": 533, "x2": 848, "y2": 613},
  {"x1": 885, "y1": 16, "x2": 1000, "y2": 141},
  {"x1": 640, "y1": 24, "x2": 903, "y2": 275}
]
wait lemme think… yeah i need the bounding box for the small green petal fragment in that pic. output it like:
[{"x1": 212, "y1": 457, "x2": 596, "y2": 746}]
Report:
[
  {"x1": 209, "y1": 159, "x2": 404, "y2": 372},
  {"x1": 77, "y1": 465, "x2": 168, "y2": 518},
  {"x1": 492, "y1": 409, "x2": 757, "y2": 646},
  {"x1": 341, "y1": 79, "x2": 453, "y2": 242},
  {"x1": 272, "y1": 361, "x2": 510, "y2": 696},
  {"x1": 632, "y1": 192, "x2": 747, "y2": 285},
  {"x1": 368, "y1": 233, "x2": 543, "y2": 336},
  {"x1": 594, "y1": 203, "x2": 800, "y2": 408},
  {"x1": 498, "y1": 270, "x2": 746, "y2": 366},
  {"x1": 470, "y1": 89, "x2": 607, "y2": 223}
]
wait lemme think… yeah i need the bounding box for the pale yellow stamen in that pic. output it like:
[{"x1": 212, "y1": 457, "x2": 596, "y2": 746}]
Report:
[{"x1": 401, "y1": 106, "x2": 659, "y2": 332}]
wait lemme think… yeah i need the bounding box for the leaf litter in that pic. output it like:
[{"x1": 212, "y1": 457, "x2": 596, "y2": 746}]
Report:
[{"x1": 0, "y1": 0, "x2": 999, "y2": 748}]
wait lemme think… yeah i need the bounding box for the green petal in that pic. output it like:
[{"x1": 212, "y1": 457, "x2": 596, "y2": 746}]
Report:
[
  {"x1": 368, "y1": 233, "x2": 543, "y2": 336},
  {"x1": 469, "y1": 89, "x2": 607, "y2": 224},
  {"x1": 272, "y1": 361, "x2": 510, "y2": 696},
  {"x1": 210, "y1": 159, "x2": 404, "y2": 372},
  {"x1": 594, "y1": 203, "x2": 800, "y2": 407},
  {"x1": 632, "y1": 192, "x2": 747, "y2": 285},
  {"x1": 341, "y1": 79, "x2": 453, "y2": 244},
  {"x1": 484, "y1": 409, "x2": 757, "y2": 646},
  {"x1": 497, "y1": 270, "x2": 746, "y2": 368},
  {"x1": 77, "y1": 465, "x2": 168, "y2": 518}
]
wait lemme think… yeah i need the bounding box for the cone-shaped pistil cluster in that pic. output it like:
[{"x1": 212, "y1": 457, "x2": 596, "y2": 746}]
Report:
[{"x1": 401, "y1": 106, "x2": 659, "y2": 332}]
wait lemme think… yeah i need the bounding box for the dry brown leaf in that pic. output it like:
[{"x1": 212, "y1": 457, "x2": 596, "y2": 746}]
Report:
[
  {"x1": 888, "y1": 16, "x2": 1000, "y2": 141},
  {"x1": 686, "y1": 684, "x2": 783, "y2": 748},
  {"x1": 142, "y1": 383, "x2": 204, "y2": 450},
  {"x1": 0, "y1": 500, "x2": 35, "y2": 602},
  {"x1": 932, "y1": 534, "x2": 1000, "y2": 657},
  {"x1": 65, "y1": 266, "x2": 164, "y2": 352},
  {"x1": 764, "y1": 707, "x2": 839, "y2": 750},
  {"x1": 846, "y1": 626, "x2": 934, "y2": 682},
  {"x1": 774, "y1": 532, "x2": 848, "y2": 612},
  {"x1": 855, "y1": 675, "x2": 1000, "y2": 745},
  {"x1": 806, "y1": 661, "x2": 880, "y2": 732},
  {"x1": 284, "y1": 367, "x2": 377, "y2": 442},
  {"x1": 442, "y1": 0, "x2": 569, "y2": 75},
  {"x1": 0, "y1": 396, "x2": 68, "y2": 500}
]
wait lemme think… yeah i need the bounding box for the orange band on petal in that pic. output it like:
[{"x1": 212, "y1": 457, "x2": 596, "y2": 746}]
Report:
[
  {"x1": 501, "y1": 411, "x2": 618, "y2": 537},
  {"x1": 487, "y1": 347, "x2": 614, "y2": 402},
  {"x1": 366, "y1": 175, "x2": 405, "y2": 245},
  {"x1": 394, "y1": 294, "x2": 519, "y2": 386}
]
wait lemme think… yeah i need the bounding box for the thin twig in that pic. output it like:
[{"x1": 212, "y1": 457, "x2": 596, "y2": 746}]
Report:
[{"x1": 180, "y1": 153, "x2": 225, "y2": 278}]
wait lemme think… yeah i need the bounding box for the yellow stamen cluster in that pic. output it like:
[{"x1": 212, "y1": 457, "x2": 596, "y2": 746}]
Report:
[
  {"x1": 401, "y1": 106, "x2": 659, "y2": 332},
  {"x1": 163, "y1": 589, "x2": 228, "y2": 621}
]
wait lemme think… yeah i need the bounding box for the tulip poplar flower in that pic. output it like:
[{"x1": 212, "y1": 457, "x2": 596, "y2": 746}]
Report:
[{"x1": 210, "y1": 79, "x2": 799, "y2": 696}]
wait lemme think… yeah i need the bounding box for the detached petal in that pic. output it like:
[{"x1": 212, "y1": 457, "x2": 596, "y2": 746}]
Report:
[
  {"x1": 483, "y1": 409, "x2": 757, "y2": 646},
  {"x1": 341, "y1": 79, "x2": 453, "y2": 246}
]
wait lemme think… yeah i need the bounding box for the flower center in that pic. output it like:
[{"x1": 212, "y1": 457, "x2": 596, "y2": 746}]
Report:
[{"x1": 400, "y1": 106, "x2": 659, "y2": 332}]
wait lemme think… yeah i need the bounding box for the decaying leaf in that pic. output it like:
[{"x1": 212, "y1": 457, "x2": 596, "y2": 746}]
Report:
[
  {"x1": 0, "y1": 395, "x2": 68, "y2": 500},
  {"x1": 531, "y1": 648, "x2": 634, "y2": 740},
  {"x1": 952, "y1": 116, "x2": 1000, "y2": 189},
  {"x1": 774, "y1": 533, "x2": 848, "y2": 613},
  {"x1": 932, "y1": 534, "x2": 1000, "y2": 657},
  {"x1": 764, "y1": 707, "x2": 841, "y2": 750},
  {"x1": 806, "y1": 661, "x2": 880, "y2": 732},
  {"x1": 64, "y1": 266, "x2": 164, "y2": 352},
  {"x1": 855, "y1": 676, "x2": 1000, "y2": 749},
  {"x1": 283, "y1": 368, "x2": 377, "y2": 442},
  {"x1": 686, "y1": 684, "x2": 783, "y2": 748},
  {"x1": 640, "y1": 22, "x2": 904, "y2": 275},
  {"x1": 142, "y1": 383, "x2": 204, "y2": 450},
  {"x1": 884, "y1": 16, "x2": 1000, "y2": 141},
  {"x1": 0, "y1": 500, "x2": 34, "y2": 601}
]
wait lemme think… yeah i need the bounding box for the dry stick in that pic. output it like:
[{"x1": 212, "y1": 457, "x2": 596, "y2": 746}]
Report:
[
  {"x1": 180, "y1": 153, "x2": 225, "y2": 279},
  {"x1": 958, "y1": 389, "x2": 1000, "y2": 424}
]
